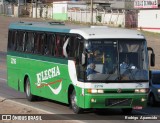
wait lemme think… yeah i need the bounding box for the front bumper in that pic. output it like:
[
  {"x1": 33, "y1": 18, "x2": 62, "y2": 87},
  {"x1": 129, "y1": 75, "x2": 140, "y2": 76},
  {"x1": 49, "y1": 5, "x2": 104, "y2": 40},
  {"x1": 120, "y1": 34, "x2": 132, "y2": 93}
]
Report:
[{"x1": 84, "y1": 93, "x2": 148, "y2": 109}]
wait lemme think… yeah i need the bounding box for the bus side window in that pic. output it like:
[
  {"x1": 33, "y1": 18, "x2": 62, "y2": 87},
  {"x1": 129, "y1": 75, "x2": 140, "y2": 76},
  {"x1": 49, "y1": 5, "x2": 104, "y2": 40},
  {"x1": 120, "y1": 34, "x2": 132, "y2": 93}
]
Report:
[
  {"x1": 8, "y1": 30, "x2": 17, "y2": 51},
  {"x1": 25, "y1": 32, "x2": 34, "y2": 53},
  {"x1": 41, "y1": 34, "x2": 46, "y2": 55},
  {"x1": 45, "y1": 33, "x2": 54, "y2": 56},
  {"x1": 54, "y1": 34, "x2": 65, "y2": 57},
  {"x1": 16, "y1": 31, "x2": 25, "y2": 52},
  {"x1": 68, "y1": 36, "x2": 79, "y2": 58},
  {"x1": 51, "y1": 34, "x2": 55, "y2": 56},
  {"x1": 34, "y1": 33, "x2": 45, "y2": 54}
]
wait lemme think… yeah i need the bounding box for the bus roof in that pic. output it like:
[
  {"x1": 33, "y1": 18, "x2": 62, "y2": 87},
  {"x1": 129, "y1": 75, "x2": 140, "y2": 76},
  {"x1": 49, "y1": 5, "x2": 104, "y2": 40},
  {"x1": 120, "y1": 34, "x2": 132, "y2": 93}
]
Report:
[
  {"x1": 9, "y1": 22, "x2": 145, "y2": 40},
  {"x1": 9, "y1": 22, "x2": 71, "y2": 33},
  {"x1": 70, "y1": 27, "x2": 145, "y2": 39}
]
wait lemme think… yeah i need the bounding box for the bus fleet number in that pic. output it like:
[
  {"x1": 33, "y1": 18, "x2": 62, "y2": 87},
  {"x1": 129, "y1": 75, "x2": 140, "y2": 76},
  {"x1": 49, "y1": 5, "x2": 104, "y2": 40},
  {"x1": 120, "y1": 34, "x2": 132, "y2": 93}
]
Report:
[{"x1": 11, "y1": 58, "x2": 16, "y2": 64}]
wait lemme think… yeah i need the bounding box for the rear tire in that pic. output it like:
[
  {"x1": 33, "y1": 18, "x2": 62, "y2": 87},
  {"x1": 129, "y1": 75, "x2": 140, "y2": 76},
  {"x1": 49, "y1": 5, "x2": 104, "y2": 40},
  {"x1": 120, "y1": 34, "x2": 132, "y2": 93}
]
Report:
[
  {"x1": 25, "y1": 78, "x2": 36, "y2": 101},
  {"x1": 70, "y1": 90, "x2": 83, "y2": 114}
]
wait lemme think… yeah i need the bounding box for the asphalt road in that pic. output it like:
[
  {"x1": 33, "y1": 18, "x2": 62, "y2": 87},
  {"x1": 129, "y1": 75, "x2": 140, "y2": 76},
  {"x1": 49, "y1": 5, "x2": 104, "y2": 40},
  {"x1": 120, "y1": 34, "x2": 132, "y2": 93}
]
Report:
[{"x1": 1, "y1": 52, "x2": 160, "y2": 122}]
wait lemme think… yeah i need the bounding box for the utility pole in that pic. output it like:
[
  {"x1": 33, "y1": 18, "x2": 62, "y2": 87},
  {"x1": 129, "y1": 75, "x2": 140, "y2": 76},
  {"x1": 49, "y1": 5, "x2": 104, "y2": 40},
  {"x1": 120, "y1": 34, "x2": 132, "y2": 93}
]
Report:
[
  {"x1": 18, "y1": 0, "x2": 20, "y2": 17},
  {"x1": 91, "y1": 0, "x2": 93, "y2": 25},
  {"x1": 35, "y1": 0, "x2": 37, "y2": 18},
  {"x1": 25, "y1": 0, "x2": 27, "y2": 16},
  {"x1": 32, "y1": 0, "x2": 33, "y2": 18}
]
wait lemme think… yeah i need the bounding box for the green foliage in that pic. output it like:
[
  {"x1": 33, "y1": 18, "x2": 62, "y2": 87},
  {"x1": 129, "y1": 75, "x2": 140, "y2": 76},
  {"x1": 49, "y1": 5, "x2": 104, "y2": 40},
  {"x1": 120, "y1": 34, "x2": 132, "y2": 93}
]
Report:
[
  {"x1": 118, "y1": 24, "x2": 122, "y2": 27},
  {"x1": 96, "y1": 15, "x2": 102, "y2": 22}
]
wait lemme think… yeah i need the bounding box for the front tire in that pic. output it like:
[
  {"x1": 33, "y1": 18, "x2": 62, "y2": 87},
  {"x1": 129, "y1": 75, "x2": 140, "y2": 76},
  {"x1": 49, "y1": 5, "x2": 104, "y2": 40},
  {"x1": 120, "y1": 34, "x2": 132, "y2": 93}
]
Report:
[
  {"x1": 70, "y1": 90, "x2": 83, "y2": 114},
  {"x1": 25, "y1": 78, "x2": 36, "y2": 101},
  {"x1": 122, "y1": 108, "x2": 133, "y2": 114},
  {"x1": 148, "y1": 94, "x2": 156, "y2": 106}
]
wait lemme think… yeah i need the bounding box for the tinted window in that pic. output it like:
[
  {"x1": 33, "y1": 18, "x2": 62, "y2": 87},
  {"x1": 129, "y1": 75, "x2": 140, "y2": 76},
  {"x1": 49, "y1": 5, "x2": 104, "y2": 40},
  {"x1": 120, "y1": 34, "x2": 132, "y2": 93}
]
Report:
[
  {"x1": 34, "y1": 33, "x2": 45, "y2": 54},
  {"x1": 45, "y1": 33, "x2": 55, "y2": 56},
  {"x1": 54, "y1": 34, "x2": 66, "y2": 57},
  {"x1": 8, "y1": 30, "x2": 17, "y2": 50},
  {"x1": 16, "y1": 31, "x2": 25, "y2": 51},
  {"x1": 25, "y1": 32, "x2": 34, "y2": 53},
  {"x1": 152, "y1": 72, "x2": 160, "y2": 84}
]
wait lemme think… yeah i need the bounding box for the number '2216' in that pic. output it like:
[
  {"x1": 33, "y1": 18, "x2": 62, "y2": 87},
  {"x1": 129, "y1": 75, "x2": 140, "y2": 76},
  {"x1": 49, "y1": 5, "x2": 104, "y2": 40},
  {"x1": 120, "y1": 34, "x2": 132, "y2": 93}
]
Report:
[{"x1": 11, "y1": 58, "x2": 16, "y2": 64}]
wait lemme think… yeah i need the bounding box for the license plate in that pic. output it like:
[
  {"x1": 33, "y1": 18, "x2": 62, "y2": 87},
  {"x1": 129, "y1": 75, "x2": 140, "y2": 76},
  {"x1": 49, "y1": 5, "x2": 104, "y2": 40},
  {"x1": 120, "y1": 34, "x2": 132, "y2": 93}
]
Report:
[{"x1": 133, "y1": 106, "x2": 143, "y2": 109}]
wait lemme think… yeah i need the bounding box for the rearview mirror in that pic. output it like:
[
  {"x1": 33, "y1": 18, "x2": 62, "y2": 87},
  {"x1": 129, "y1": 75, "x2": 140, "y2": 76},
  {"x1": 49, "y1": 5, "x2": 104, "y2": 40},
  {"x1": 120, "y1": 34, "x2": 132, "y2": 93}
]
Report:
[
  {"x1": 147, "y1": 47, "x2": 155, "y2": 67},
  {"x1": 151, "y1": 53, "x2": 155, "y2": 66}
]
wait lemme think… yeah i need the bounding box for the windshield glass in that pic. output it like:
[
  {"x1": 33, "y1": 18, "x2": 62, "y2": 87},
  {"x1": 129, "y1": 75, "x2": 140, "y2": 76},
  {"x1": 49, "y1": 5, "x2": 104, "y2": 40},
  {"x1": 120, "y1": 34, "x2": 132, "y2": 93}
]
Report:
[
  {"x1": 152, "y1": 73, "x2": 160, "y2": 84},
  {"x1": 85, "y1": 39, "x2": 149, "y2": 81}
]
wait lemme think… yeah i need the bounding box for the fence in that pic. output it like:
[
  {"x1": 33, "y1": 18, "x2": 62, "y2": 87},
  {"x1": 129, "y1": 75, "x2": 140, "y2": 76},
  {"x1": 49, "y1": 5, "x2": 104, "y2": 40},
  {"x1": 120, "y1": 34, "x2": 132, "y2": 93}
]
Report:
[
  {"x1": 68, "y1": 9, "x2": 138, "y2": 28},
  {"x1": 0, "y1": 4, "x2": 14, "y2": 16},
  {"x1": 32, "y1": 6, "x2": 52, "y2": 19},
  {"x1": 0, "y1": 3, "x2": 52, "y2": 19}
]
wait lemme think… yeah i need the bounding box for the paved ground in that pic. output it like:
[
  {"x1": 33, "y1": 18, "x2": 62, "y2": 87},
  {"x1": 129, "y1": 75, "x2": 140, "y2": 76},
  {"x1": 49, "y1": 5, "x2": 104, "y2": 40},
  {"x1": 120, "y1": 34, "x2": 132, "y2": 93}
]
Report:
[{"x1": 0, "y1": 97, "x2": 47, "y2": 114}]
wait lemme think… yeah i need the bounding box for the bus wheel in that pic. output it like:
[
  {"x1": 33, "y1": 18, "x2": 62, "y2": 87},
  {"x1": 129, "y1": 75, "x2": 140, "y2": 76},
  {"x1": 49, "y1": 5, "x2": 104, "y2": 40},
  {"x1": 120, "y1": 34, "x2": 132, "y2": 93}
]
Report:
[
  {"x1": 122, "y1": 108, "x2": 132, "y2": 114},
  {"x1": 25, "y1": 78, "x2": 36, "y2": 101},
  {"x1": 70, "y1": 90, "x2": 83, "y2": 114},
  {"x1": 148, "y1": 94, "x2": 156, "y2": 106}
]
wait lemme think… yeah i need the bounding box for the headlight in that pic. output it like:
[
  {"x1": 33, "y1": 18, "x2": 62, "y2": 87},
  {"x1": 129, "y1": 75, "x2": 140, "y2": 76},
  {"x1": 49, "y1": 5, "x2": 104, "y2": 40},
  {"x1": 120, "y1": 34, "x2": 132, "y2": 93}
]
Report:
[
  {"x1": 88, "y1": 89, "x2": 104, "y2": 94},
  {"x1": 135, "y1": 88, "x2": 148, "y2": 93},
  {"x1": 157, "y1": 89, "x2": 160, "y2": 93},
  {"x1": 140, "y1": 89, "x2": 147, "y2": 93},
  {"x1": 135, "y1": 89, "x2": 140, "y2": 93}
]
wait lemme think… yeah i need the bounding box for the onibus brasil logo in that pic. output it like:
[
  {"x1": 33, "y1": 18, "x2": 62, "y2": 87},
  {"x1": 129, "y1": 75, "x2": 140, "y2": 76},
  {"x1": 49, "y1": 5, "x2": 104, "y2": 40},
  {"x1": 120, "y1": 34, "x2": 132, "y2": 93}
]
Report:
[{"x1": 35, "y1": 66, "x2": 62, "y2": 95}]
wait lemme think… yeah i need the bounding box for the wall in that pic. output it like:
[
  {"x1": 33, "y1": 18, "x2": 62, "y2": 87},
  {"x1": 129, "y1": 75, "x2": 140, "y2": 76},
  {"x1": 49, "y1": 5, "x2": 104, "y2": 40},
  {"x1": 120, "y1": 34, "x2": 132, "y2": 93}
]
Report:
[
  {"x1": 138, "y1": 9, "x2": 160, "y2": 33},
  {"x1": 0, "y1": 4, "x2": 14, "y2": 16},
  {"x1": 52, "y1": 1, "x2": 87, "y2": 21},
  {"x1": 68, "y1": 10, "x2": 125, "y2": 27},
  {"x1": 32, "y1": 6, "x2": 53, "y2": 19},
  {"x1": 52, "y1": 3, "x2": 68, "y2": 20}
]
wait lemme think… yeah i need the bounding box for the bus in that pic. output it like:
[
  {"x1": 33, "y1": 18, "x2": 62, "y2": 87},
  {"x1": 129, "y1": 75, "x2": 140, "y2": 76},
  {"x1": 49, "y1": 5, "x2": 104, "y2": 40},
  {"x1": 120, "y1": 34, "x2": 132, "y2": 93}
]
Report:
[{"x1": 7, "y1": 22, "x2": 155, "y2": 114}]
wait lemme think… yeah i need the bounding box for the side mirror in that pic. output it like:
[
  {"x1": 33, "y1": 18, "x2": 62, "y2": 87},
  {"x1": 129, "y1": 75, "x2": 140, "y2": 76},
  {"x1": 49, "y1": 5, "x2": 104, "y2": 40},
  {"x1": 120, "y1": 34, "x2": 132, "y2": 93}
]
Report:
[
  {"x1": 82, "y1": 53, "x2": 86, "y2": 65},
  {"x1": 147, "y1": 47, "x2": 155, "y2": 67},
  {"x1": 151, "y1": 53, "x2": 155, "y2": 66}
]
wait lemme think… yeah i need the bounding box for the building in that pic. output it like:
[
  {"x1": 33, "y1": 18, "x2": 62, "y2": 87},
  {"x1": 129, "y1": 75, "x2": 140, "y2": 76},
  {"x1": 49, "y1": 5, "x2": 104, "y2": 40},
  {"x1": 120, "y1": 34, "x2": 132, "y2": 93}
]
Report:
[
  {"x1": 109, "y1": 0, "x2": 134, "y2": 9},
  {"x1": 41, "y1": 0, "x2": 76, "y2": 3},
  {"x1": 84, "y1": 0, "x2": 134, "y2": 9},
  {"x1": 137, "y1": 0, "x2": 160, "y2": 33},
  {"x1": 52, "y1": 1, "x2": 86, "y2": 20}
]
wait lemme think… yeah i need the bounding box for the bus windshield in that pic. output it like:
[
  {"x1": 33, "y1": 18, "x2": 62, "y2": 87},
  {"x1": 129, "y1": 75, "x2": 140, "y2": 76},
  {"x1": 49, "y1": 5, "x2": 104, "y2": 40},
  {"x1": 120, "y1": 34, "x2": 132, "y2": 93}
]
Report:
[{"x1": 85, "y1": 39, "x2": 149, "y2": 82}]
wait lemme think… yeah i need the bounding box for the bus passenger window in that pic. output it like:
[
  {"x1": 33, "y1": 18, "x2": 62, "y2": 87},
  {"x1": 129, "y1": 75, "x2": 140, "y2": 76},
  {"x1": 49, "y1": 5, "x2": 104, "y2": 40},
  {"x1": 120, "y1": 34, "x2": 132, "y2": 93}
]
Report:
[
  {"x1": 44, "y1": 34, "x2": 54, "y2": 55},
  {"x1": 68, "y1": 36, "x2": 79, "y2": 58},
  {"x1": 25, "y1": 32, "x2": 34, "y2": 53},
  {"x1": 54, "y1": 34, "x2": 65, "y2": 57},
  {"x1": 50, "y1": 34, "x2": 55, "y2": 56},
  {"x1": 8, "y1": 30, "x2": 17, "y2": 50},
  {"x1": 16, "y1": 31, "x2": 25, "y2": 52},
  {"x1": 34, "y1": 33, "x2": 45, "y2": 54}
]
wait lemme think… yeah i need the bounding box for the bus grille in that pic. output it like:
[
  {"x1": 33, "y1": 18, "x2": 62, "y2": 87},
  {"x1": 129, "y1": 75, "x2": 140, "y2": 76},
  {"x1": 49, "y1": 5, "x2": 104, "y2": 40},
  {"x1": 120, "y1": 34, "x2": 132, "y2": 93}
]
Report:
[{"x1": 105, "y1": 98, "x2": 132, "y2": 107}]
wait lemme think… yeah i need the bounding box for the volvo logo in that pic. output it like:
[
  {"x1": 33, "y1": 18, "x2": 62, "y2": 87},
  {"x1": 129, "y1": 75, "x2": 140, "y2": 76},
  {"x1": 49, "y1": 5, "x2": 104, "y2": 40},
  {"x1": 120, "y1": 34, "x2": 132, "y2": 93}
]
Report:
[
  {"x1": 117, "y1": 88, "x2": 122, "y2": 93},
  {"x1": 136, "y1": 83, "x2": 143, "y2": 88}
]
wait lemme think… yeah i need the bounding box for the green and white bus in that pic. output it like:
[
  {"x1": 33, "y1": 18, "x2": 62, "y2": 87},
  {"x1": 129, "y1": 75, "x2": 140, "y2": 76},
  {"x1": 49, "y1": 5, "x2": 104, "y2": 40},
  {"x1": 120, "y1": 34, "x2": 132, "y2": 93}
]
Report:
[{"x1": 7, "y1": 22, "x2": 155, "y2": 114}]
